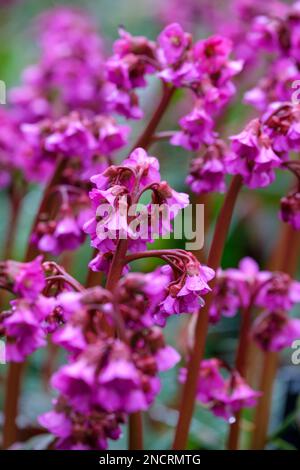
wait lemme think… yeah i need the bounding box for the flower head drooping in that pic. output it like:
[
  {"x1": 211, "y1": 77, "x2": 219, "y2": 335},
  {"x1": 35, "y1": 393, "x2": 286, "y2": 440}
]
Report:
[
  {"x1": 251, "y1": 310, "x2": 300, "y2": 352},
  {"x1": 158, "y1": 22, "x2": 192, "y2": 70},
  {"x1": 39, "y1": 397, "x2": 124, "y2": 450},
  {"x1": 186, "y1": 139, "x2": 232, "y2": 194},
  {"x1": 170, "y1": 104, "x2": 216, "y2": 151},
  {"x1": 245, "y1": 3, "x2": 300, "y2": 110},
  {"x1": 227, "y1": 118, "x2": 281, "y2": 189},
  {"x1": 105, "y1": 27, "x2": 157, "y2": 119},
  {"x1": 158, "y1": 255, "x2": 214, "y2": 326},
  {"x1": 10, "y1": 7, "x2": 108, "y2": 122},
  {"x1": 84, "y1": 148, "x2": 189, "y2": 274},
  {"x1": 0, "y1": 258, "x2": 85, "y2": 361},
  {"x1": 280, "y1": 191, "x2": 300, "y2": 230},
  {"x1": 0, "y1": 256, "x2": 46, "y2": 300},
  {"x1": 209, "y1": 257, "x2": 300, "y2": 326},
  {"x1": 2, "y1": 296, "x2": 56, "y2": 362},
  {"x1": 40, "y1": 282, "x2": 180, "y2": 449},
  {"x1": 179, "y1": 359, "x2": 261, "y2": 422}
]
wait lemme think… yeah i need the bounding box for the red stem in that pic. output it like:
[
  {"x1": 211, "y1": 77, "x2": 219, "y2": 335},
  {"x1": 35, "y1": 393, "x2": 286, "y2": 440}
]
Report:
[
  {"x1": 251, "y1": 224, "x2": 300, "y2": 449},
  {"x1": 172, "y1": 175, "x2": 243, "y2": 450},
  {"x1": 131, "y1": 83, "x2": 175, "y2": 151},
  {"x1": 227, "y1": 302, "x2": 253, "y2": 450}
]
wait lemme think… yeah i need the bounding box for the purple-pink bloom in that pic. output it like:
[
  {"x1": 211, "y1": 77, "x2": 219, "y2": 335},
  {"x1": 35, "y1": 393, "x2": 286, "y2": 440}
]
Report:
[
  {"x1": 228, "y1": 119, "x2": 281, "y2": 188},
  {"x1": 171, "y1": 105, "x2": 216, "y2": 151},
  {"x1": 3, "y1": 296, "x2": 55, "y2": 362},
  {"x1": 186, "y1": 140, "x2": 231, "y2": 194},
  {"x1": 158, "y1": 23, "x2": 191, "y2": 65},
  {"x1": 280, "y1": 191, "x2": 300, "y2": 230},
  {"x1": 252, "y1": 310, "x2": 300, "y2": 352}
]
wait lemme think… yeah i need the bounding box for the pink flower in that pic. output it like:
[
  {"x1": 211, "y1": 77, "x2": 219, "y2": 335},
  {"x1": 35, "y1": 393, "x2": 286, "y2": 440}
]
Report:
[
  {"x1": 193, "y1": 35, "x2": 234, "y2": 74},
  {"x1": 171, "y1": 105, "x2": 216, "y2": 151},
  {"x1": 257, "y1": 272, "x2": 300, "y2": 311},
  {"x1": 4, "y1": 256, "x2": 46, "y2": 300},
  {"x1": 158, "y1": 23, "x2": 191, "y2": 65},
  {"x1": 228, "y1": 119, "x2": 281, "y2": 188},
  {"x1": 38, "y1": 410, "x2": 72, "y2": 439},
  {"x1": 180, "y1": 359, "x2": 260, "y2": 422},
  {"x1": 96, "y1": 359, "x2": 148, "y2": 413},
  {"x1": 158, "y1": 261, "x2": 214, "y2": 324},
  {"x1": 51, "y1": 360, "x2": 96, "y2": 413},
  {"x1": 280, "y1": 191, "x2": 300, "y2": 230},
  {"x1": 252, "y1": 310, "x2": 300, "y2": 352},
  {"x1": 38, "y1": 215, "x2": 85, "y2": 255},
  {"x1": 186, "y1": 140, "x2": 231, "y2": 194},
  {"x1": 39, "y1": 397, "x2": 123, "y2": 450},
  {"x1": 3, "y1": 296, "x2": 55, "y2": 362},
  {"x1": 122, "y1": 147, "x2": 161, "y2": 189}
]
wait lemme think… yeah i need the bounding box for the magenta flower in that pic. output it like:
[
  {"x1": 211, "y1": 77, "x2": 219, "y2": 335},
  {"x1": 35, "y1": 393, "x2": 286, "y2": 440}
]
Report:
[
  {"x1": 122, "y1": 147, "x2": 161, "y2": 189},
  {"x1": 158, "y1": 23, "x2": 191, "y2": 65},
  {"x1": 10, "y1": 7, "x2": 108, "y2": 122},
  {"x1": 252, "y1": 310, "x2": 300, "y2": 352},
  {"x1": 39, "y1": 410, "x2": 73, "y2": 439},
  {"x1": 171, "y1": 105, "x2": 216, "y2": 151},
  {"x1": 3, "y1": 256, "x2": 46, "y2": 300},
  {"x1": 193, "y1": 35, "x2": 234, "y2": 74},
  {"x1": 3, "y1": 296, "x2": 55, "y2": 362},
  {"x1": 186, "y1": 140, "x2": 231, "y2": 194},
  {"x1": 37, "y1": 215, "x2": 85, "y2": 255},
  {"x1": 257, "y1": 272, "x2": 300, "y2": 311},
  {"x1": 96, "y1": 358, "x2": 148, "y2": 413},
  {"x1": 39, "y1": 397, "x2": 123, "y2": 450},
  {"x1": 51, "y1": 359, "x2": 96, "y2": 413},
  {"x1": 158, "y1": 261, "x2": 214, "y2": 324},
  {"x1": 180, "y1": 359, "x2": 260, "y2": 422},
  {"x1": 179, "y1": 359, "x2": 225, "y2": 405},
  {"x1": 280, "y1": 191, "x2": 300, "y2": 230},
  {"x1": 53, "y1": 323, "x2": 87, "y2": 356},
  {"x1": 228, "y1": 119, "x2": 281, "y2": 188}
]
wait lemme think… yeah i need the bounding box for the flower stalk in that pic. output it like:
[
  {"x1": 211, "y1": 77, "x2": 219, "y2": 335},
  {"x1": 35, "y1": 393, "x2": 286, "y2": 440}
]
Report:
[
  {"x1": 251, "y1": 224, "x2": 300, "y2": 449},
  {"x1": 227, "y1": 303, "x2": 253, "y2": 449},
  {"x1": 173, "y1": 175, "x2": 243, "y2": 450}
]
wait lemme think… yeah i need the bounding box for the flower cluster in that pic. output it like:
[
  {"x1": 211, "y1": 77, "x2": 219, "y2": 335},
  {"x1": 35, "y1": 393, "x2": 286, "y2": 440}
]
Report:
[
  {"x1": 159, "y1": 0, "x2": 285, "y2": 62},
  {"x1": 0, "y1": 258, "x2": 57, "y2": 361},
  {"x1": 118, "y1": 256, "x2": 214, "y2": 328},
  {"x1": 84, "y1": 147, "x2": 190, "y2": 274},
  {"x1": 18, "y1": 112, "x2": 131, "y2": 256},
  {"x1": 17, "y1": 111, "x2": 129, "y2": 184},
  {"x1": 210, "y1": 257, "x2": 300, "y2": 352},
  {"x1": 39, "y1": 283, "x2": 180, "y2": 449},
  {"x1": 245, "y1": 1, "x2": 300, "y2": 110},
  {"x1": 2, "y1": 2, "x2": 300, "y2": 452},
  {"x1": 179, "y1": 359, "x2": 261, "y2": 422},
  {"x1": 227, "y1": 103, "x2": 300, "y2": 189},
  {"x1": 164, "y1": 27, "x2": 243, "y2": 152},
  {"x1": 186, "y1": 139, "x2": 232, "y2": 194},
  {"x1": 10, "y1": 7, "x2": 107, "y2": 122},
  {"x1": 105, "y1": 27, "x2": 157, "y2": 119}
]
